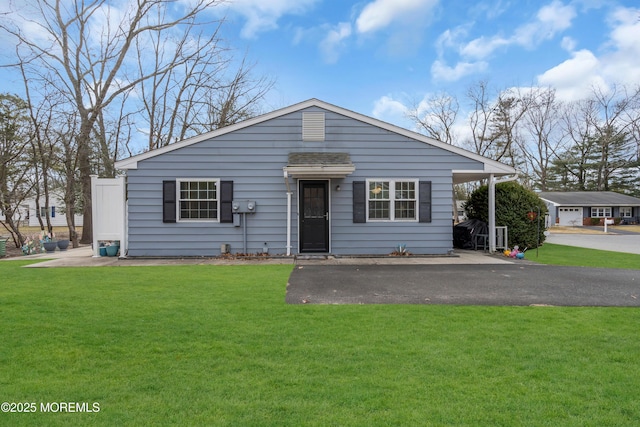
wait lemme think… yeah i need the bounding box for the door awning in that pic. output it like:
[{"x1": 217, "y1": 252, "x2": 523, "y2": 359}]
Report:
[{"x1": 284, "y1": 152, "x2": 355, "y2": 178}]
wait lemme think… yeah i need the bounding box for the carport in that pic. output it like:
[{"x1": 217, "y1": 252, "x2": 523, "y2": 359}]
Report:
[{"x1": 453, "y1": 170, "x2": 518, "y2": 253}]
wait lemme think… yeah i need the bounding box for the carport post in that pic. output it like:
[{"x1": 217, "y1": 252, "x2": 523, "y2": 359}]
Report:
[
  {"x1": 488, "y1": 174, "x2": 496, "y2": 253},
  {"x1": 489, "y1": 173, "x2": 519, "y2": 253}
]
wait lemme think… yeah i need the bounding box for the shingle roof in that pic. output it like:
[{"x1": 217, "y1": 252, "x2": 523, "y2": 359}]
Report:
[
  {"x1": 538, "y1": 191, "x2": 640, "y2": 206},
  {"x1": 114, "y1": 98, "x2": 516, "y2": 181},
  {"x1": 287, "y1": 152, "x2": 352, "y2": 166}
]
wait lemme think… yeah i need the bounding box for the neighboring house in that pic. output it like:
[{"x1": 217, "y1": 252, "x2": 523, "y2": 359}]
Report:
[
  {"x1": 455, "y1": 200, "x2": 468, "y2": 222},
  {"x1": 0, "y1": 203, "x2": 29, "y2": 226},
  {"x1": 113, "y1": 99, "x2": 515, "y2": 257},
  {"x1": 539, "y1": 191, "x2": 640, "y2": 226},
  {"x1": 0, "y1": 196, "x2": 83, "y2": 228}
]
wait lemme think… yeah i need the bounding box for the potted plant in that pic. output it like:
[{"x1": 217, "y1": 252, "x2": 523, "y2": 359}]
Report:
[
  {"x1": 57, "y1": 239, "x2": 70, "y2": 251},
  {"x1": 105, "y1": 241, "x2": 119, "y2": 257},
  {"x1": 41, "y1": 232, "x2": 57, "y2": 253}
]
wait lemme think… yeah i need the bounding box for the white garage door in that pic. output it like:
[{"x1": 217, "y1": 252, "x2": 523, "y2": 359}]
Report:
[{"x1": 558, "y1": 207, "x2": 583, "y2": 226}]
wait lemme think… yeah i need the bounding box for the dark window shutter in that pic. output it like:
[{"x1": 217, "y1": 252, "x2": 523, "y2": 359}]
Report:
[
  {"x1": 163, "y1": 180, "x2": 177, "y2": 223},
  {"x1": 419, "y1": 181, "x2": 432, "y2": 223},
  {"x1": 353, "y1": 181, "x2": 366, "y2": 223},
  {"x1": 51, "y1": 206, "x2": 55, "y2": 218},
  {"x1": 220, "y1": 181, "x2": 234, "y2": 223}
]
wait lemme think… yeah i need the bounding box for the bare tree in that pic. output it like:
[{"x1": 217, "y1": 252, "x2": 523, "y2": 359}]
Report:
[
  {"x1": 0, "y1": 93, "x2": 32, "y2": 248},
  {"x1": 201, "y1": 56, "x2": 273, "y2": 131},
  {"x1": 2, "y1": 0, "x2": 224, "y2": 243},
  {"x1": 137, "y1": 28, "x2": 273, "y2": 151},
  {"x1": 557, "y1": 99, "x2": 600, "y2": 190},
  {"x1": 466, "y1": 80, "x2": 496, "y2": 157},
  {"x1": 486, "y1": 88, "x2": 531, "y2": 167},
  {"x1": 519, "y1": 87, "x2": 565, "y2": 190},
  {"x1": 407, "y1": 92, "x2": 459, "y2": 144},
  {"x1": 407, "y1": 92, "x2": 462, "y2": 220},
  {"x1": 588, "y1": 85, "x2": 640, "y2": 191},
  {"x1": 56, "y1": 115, "x2": 81, "y2": 248},
  {"x1": 20, "y1": 70, "x2": 60, "y2": 235}
]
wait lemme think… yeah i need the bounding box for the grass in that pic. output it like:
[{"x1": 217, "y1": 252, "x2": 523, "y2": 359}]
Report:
[
  {"x1": 529, "y1": 243, "x2": 640, "y2": 270},
  {"x1": 1, "y1": 261, "x2": 640, "y2": 426}
]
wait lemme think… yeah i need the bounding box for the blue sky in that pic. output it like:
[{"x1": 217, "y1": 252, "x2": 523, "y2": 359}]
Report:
[
  {"x1": 1, "y1": 0, "x2": 638, "y2": 138},
  {"x1": 214, "y1": 0, "x2": 640, "y2": 130}
]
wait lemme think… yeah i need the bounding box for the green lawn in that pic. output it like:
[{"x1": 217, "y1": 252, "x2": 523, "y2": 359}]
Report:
[
  {"x1": 1, "y1": 261, "x2": 640, "y2": 426},
  {"x1": 528, "y1": 243, "x2": 640, "y2": 270}
]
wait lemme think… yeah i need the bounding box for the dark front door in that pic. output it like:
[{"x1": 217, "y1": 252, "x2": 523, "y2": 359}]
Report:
[{"x1": 300, "y1": 181, "x2": 329, "y2": 252}]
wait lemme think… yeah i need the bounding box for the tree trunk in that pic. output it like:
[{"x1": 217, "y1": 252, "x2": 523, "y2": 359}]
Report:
[
  {"x1": 0, "y1": 207, "x2": 25, "y2": 249},
  {"x1": 64, "y1": 160, "x2": 79, "y2": 248},
  {"x1": 78, "y1": 125, "x2": 93, "y2": 244}
]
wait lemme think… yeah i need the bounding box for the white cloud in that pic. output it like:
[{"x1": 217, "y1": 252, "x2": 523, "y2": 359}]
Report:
[
  {"x1": 560, "y1": 36, "x2": 576, "y2": 51},
  {"x1": 355, "y1": 0, "x2": 439, "y2": 34},
  {"x1": 225, "y1": 0, "x2": 319, "y2": 38},
  {"x1": 532, "y1": 0, "x2": 575, "y2": 37},
  {"x1": 435, "y1": 27, "x2": 461, "y2": 56},
  {"x1": 431, "y1": 59, "x2": 488, "y2": 82},
  {"x1": 431, "y1": 1, "x2": 577, "y2": 82},
  {"x1": 536, "y1": 6, "x2": 640, "y2": 101},
  {"x1": 461, "y1": 1, "x2": 576, "y2": 60},
  {"x1": 460, "y1": 36, "x2": 509, "y2": 60},
  {"x1": 537, "y1": 50, "x2": 606, "y2": 101},
  {"x1": 319, "y1": 22, "x2": 353, "y2": 64},
  {"x1": 372, "y1": 95, "x2": 409, "y2": 125},
  {"x1": 605, "y1": 7, "x2": 640, "y2": 58}
]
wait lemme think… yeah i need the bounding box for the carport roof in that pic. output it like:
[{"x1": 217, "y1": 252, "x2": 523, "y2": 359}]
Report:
[
  {"x1": 284, "y1": 152, "x2": 355, "y2": 178},
  {"x1": 539, "y1": 191, "x2": 640, "y2": 206}
]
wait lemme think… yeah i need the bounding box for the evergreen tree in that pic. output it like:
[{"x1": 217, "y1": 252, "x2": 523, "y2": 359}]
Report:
[{"x1": 465, "y1": 181, "x2": 547, "y2": 249}]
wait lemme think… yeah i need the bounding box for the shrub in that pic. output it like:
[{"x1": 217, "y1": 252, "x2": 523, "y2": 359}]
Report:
[{"x1": 465, "y1": 181, "x2": 547, "y2": 249}]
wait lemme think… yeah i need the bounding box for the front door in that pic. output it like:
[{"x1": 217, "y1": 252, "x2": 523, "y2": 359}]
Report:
[{"x1": 299, "y1": 181, "x2": 329, "y2": 252}]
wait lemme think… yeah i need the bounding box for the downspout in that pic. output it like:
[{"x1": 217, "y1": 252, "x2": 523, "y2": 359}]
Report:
[
  {"x1": 283, "y1": 169, "x2": 292, "y2": 256},
  {"x1": 488, "y1": 172, "x2": 519, "y2": 253},
  {"x1": 119, "y1": 175, "x2": 128, "y2": 258}
]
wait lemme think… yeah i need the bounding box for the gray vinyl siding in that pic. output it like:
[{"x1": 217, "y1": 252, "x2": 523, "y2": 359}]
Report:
[{"x1": 125, "y1": 107, "x2": 483, "y2": 256}]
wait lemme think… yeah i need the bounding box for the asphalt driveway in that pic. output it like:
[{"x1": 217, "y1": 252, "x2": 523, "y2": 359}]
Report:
[{"x1": 286, "y1": 263, "x2": 640, "y2": 306}]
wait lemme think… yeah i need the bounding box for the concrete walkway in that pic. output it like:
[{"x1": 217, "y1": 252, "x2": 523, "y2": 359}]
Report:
[
  {"x1": 5, "y1": 245, "x2": 516, "y2": 267},
  {"x1": 6, "y1": 228, "x2": 638, "y2": 267}
]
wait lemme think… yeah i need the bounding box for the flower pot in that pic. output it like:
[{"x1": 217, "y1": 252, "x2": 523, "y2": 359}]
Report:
[
  {"x1": 43, "y1": 241, "x2": 57, "y2": 253},
  {"x1": 105, "y1": 245, "x2": 119, "y2": 257},
  {"x1": 57, "y1": 240, "x2": 70, "y2": 251}
]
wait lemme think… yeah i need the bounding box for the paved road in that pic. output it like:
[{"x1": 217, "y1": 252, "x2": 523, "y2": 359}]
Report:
[
  {"x1": 287, "y1": 263, "x2": 640, "y2": 306},
  {"x1": 546, "y1": 232, "x2": 640, "y2": 254}
]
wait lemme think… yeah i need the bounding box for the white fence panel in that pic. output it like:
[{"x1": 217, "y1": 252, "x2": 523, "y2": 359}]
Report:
[{"x1": 91, "y1": 176, "x2": 126, "y2": 257}]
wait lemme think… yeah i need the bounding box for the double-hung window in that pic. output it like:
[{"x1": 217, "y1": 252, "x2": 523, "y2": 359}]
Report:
[
  {"x1": 620, "y1": 207, "x2": 632, "y2": 218},
  {"x1": 367, "y1": 179, "x2": 417, "y2": 221},
  {"x1": 37, "y1": 207, "x2": 55, "y2": 218},
  {"x1": 178, "y1": 180, "x2": 218, "y2": 221},
  {"x1": 591, "y1": 207, "x2": 611, "y2": 218}
]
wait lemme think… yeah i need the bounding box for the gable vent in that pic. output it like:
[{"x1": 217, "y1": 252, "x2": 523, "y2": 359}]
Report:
[{"x1": 302, "y1": 112, "x2": 325, "y2": 141}]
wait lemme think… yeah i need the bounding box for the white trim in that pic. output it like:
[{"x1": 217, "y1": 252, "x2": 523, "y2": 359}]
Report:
[
  {"x1": 176, "y1": 178, "x2": 220, "y2": 223},
  {"x1": 115, "y1": 98, "x2": 516, "y2": 178},
  {"x1": 365, "y1": 178, "x2": 419, "y2": 222},
  {"x1": 283, "y1": 165, "x2": 355, "y2": 178}
]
